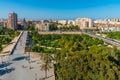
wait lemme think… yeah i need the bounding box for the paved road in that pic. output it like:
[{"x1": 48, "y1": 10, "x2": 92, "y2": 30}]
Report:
[{"x1": 83, "y1": 32, "x2": 120, "y2": 49}]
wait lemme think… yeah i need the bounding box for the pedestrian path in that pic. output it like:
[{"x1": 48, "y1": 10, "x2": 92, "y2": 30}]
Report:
[
  {"x1": 0, "y1": 31, "x2": 55, "y2": 80},
  {"x1": 0, "y1": 31, "x2": 23, "y2": 56}
]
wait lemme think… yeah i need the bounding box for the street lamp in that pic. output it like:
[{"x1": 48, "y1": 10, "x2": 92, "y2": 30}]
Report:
[
  {"x1": 1, "y1": 55, "x2": 4, "y2": 63},
  {"x1": 35, "y1": 73, "x2": 37, "y2": 80},
  {"x1": 28, "y1": 46, "x2": 32, "y2": 69},
  {"x1": 0, "y1": 52, "x2": 4, "y2": 64},
  {"x1": 0, "y1": 55, "x2": 3, "y2": 63},
  {"x1": 25, "y1": 31, "x2": 32, "y2": 69},
  {"x1": 25, "y1": 46, "x2": 32, "y2": 69}
]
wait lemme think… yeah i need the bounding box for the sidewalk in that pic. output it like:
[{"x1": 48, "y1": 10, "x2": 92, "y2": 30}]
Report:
[
  {"x1": 26, "y1": 52, "x2": 55, "y2": 80},
  {"x1": 0, "y1": 31, "x2": 55, "y2": 80},
  {"x1": 0, "y1": 31, "x2": 23, "y2": 56}
]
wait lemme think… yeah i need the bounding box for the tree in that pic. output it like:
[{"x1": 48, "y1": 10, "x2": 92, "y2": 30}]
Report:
[
  {"x1": 49, "y1": 23, "x2": 58, "y2": 31},
  {"x1": 41, "y1": 53, "x2": 53, "y2": 79},
  {"x1": 0, "y1": 44, "x2": 3, "y2": 63},
  {"x1": 0, "y1": 44, "x2": 2, "y2": 51},
  {"x1": 29, "y1": 31, "x2": 120, "y2": 79},
  {"x1": 26, "y1": 25, "x2": 35, "y2": 31},
  {"x1": 55, "y1": 49, "x2": 120, "y2": 80},
  {"x1": 14, "y1": 31, "x2": 20, "y2": 37}
]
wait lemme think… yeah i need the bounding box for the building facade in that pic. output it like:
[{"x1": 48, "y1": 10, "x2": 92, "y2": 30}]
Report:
[
  {"x1": 94, "y1": 18, "x2": 120, "y2": 31},
  {"x1": 75, "y1": 18, "x2": 93, "y2": 29},
  {"x1": 0, "y1": 20, "x2": 7, "y2": 28},
  {"x1": 22, "y1": 18, "x2": 27, "y2": 29},
  {"x1": 35, "y1": 20, "x2": 49, "y2": 31},
  {"x1": 58, "y1": 20, "x2": 67, "y2": 26},
  {"x1": 8, "y1": 12, "x2": 18, "y2": 30},
  {"x1": 67, "y1": 20, "x2": 76, "y2": 26}
]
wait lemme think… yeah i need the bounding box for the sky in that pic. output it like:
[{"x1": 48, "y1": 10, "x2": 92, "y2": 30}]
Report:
[{"x1": 0, "y1": 0, "x2": 120, "y2": 20}]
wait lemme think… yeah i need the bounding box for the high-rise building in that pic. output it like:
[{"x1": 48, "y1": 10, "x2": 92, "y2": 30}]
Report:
[{"x1": 8, "y1": 12, "x2": 18, "y2": 30}]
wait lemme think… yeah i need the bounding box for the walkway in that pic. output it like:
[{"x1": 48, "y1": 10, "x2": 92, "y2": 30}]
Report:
[{"x1": 0, "y1": 31, "x2": 55, "y2": 80}]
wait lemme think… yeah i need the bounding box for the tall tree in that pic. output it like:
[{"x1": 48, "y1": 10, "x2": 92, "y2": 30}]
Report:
[{"x1": 41, "y1": 53, "x2": 53, "y2": 79}]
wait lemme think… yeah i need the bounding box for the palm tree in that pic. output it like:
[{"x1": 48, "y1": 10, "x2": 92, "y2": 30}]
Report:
[
  {"x1": 41, "y1": 53, "x2": 53, "y2": 79},
  {"x1": 41, "y1": 62, "x2": 51, "y2": 79}
]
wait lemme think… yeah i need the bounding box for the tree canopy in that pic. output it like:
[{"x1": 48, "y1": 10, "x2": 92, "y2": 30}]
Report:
[{"x1": 29, "y1": 30, "x2": 120, "y2": 80}]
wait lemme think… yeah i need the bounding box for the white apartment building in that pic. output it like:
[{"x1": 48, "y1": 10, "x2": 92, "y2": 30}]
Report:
[
  {"x1": 67, "y1": 20, "x2": 76, "y2": 26},
  {"x1": 101, "y1": 26, "x2": 120, "y2": 32},
  {"x1": 94, "y1": 20, "x2": 108, "y2": 24},
  {"x1": 94, "y1": 19, "x2": 120, "y2": 25},
  {"x1": 58, "y1": 20, "x2": 67, "y2": 25}
]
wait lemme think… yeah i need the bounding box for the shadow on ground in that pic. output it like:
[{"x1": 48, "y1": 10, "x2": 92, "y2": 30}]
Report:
[
  {"x1": 0, "y1": 67, "x2": 15, "y2": 76},
  {"x1": 0, "y1": 62, "x2": 12, "y2": 68},
  {"x1": 10, "y1": 42, "x2": 16, "y2": 44},
  {"x1": 39, "y1": 75, "x2": 54, "y2": 80},
  {"x1": 12, "y1": 56, "x2": 28, "y2": 61}
]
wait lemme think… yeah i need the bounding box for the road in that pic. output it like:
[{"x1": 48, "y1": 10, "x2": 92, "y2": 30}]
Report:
[
  {"x1": 0, "y1": 31, "x2": 39, "y2": 80},
  {"x1": 83, "y1": 32, "x2": 120, "y2": 49}
]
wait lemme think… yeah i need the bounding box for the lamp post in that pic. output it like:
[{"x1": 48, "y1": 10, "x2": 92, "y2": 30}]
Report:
[
  {"x1": 25, "y1": 46, "x2": 32, "y2": 69},
  {"x1": 25, "y1": 31, "x2": 32, "y2": 69},
  {"x1": 35, "y1": 73, "x2": 37, "y2": 80},
  {"x1": 0, "y1": 52, "x2": 4, "y2": 64},
  {"x1": 28, "y1": 46, "x2": 32, "y2": 69},
  {"x1": 1, "y1": 55, "x2": 3, "y2": 63}
]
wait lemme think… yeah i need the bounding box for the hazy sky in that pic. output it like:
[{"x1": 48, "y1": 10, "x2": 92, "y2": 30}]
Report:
[{"x1": 0, "y1": 0, "x2": 120, "y2": 20}]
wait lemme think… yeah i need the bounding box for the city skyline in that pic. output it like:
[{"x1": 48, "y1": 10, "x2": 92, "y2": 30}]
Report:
[{"x1": 1, "y1": 0, "x2": 120, "y2": 20}]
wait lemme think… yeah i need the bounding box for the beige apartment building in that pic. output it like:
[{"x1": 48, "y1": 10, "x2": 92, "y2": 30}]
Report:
[
  {"x1": 35, "y1": 20, "x2": 49, "y2": 31},
  {"x1": 0, "y1": 20, "x2": 7, "y2": 28},
  {"x1": 75, "y1": 18, "x2": 93, "y2": 29}
]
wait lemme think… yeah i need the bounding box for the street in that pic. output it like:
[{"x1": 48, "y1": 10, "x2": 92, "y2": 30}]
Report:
[{"x1": 83, "y1": 32, "x2": 120, "y2": 49}]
